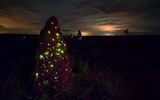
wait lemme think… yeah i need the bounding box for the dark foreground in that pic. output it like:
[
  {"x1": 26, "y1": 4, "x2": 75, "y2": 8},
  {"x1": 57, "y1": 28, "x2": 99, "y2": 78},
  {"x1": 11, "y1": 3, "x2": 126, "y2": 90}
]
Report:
[{"x1": 0, "y1": 35, "x2": 160, "y2": 100}]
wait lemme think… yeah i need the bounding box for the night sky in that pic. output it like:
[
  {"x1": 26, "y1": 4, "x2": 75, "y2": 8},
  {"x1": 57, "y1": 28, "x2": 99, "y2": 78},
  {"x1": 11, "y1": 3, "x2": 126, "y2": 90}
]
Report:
[{"x1": 0, "y1": 0, "x2": 160, "y2": 35}]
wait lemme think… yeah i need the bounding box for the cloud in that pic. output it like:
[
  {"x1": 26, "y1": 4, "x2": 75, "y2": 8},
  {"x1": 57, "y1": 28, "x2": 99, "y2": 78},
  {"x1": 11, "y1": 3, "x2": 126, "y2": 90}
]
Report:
[
  {"x1": 0, "y1": 0, "x2": 160, "y2": 35},
  {"x1": 0, "y1": 25, "x2": 5, "y2": 28}
]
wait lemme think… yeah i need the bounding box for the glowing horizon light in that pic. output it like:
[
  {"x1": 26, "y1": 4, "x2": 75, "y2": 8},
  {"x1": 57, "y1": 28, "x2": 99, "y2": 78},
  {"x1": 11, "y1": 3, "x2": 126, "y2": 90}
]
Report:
[
  {"x1": 81, "y1": 31, "x2": 90, "y2": 36},
  {"x1": 97, "y1": 25, "x2": 121, "y2": 32},
  {"x1": 103, "y1": 33, "x2": 116, "y2": 36}
]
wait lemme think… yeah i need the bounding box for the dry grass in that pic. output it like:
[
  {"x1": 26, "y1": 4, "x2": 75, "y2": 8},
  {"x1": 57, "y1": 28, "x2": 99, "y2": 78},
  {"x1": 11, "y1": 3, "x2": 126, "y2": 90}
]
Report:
[{"x1": 0, "y1": 55, "x2": 129, "y2": 100}]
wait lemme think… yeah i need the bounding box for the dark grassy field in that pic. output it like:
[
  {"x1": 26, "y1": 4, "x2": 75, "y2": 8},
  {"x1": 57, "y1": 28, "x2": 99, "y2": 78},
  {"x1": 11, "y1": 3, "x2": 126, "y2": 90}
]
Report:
[{"x1": 0, "y1": 35, "x2": 160, "y2": 100}]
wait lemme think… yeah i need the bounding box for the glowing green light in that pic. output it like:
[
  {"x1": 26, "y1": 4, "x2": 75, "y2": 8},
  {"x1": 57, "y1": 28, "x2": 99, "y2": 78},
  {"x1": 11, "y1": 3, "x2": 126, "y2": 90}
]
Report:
[
  {"x1": 39, "y1": 55, "x2": 44, "y2": 60},
  {"x1": 48, "y1": 30, "x2": 51, "y2": 35},
  {"x1": 35, "y1": 72, "x2": 39, "y2": 79},
  {"x1": 56, "y1": 33, "x2": 60, "y2": 37},
  {"x1": 57, "y1": 43, "x2": 61, "y2": 47},
  {"x1": 48, "y1": 48, "x2": 51, "y2": 51},
  {"x1": 56, "y1": 48, "x2": 64, "y2": 54},
  {"x1": 56, "y1": 52, "x2": 60, "y2": 56},
  {"x1": 50, "y1": 64, "x2": 54, "y2": 67},
  {"x1": 60, "y1": 50, "x2": 64, "y2": 54},
  {"x1": 43, "y1": 80, "x2": 48, "y2": 85},
  {"x1": 44, "y1": 51, "x2": 49, "y2": 56},
  {"x1": 57, "y1": 48, "x2": 61, "y2": 52}
]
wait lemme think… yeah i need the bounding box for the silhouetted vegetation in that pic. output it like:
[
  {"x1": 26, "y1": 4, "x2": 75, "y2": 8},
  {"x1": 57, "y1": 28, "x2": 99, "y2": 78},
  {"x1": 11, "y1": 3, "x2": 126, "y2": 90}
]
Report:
[
  {"x1": 1, "y1": 35, "x2": 159, "y2": 100},
  {"x1": 0, "y1": 54, "x2": 129, "y2": 100}
]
